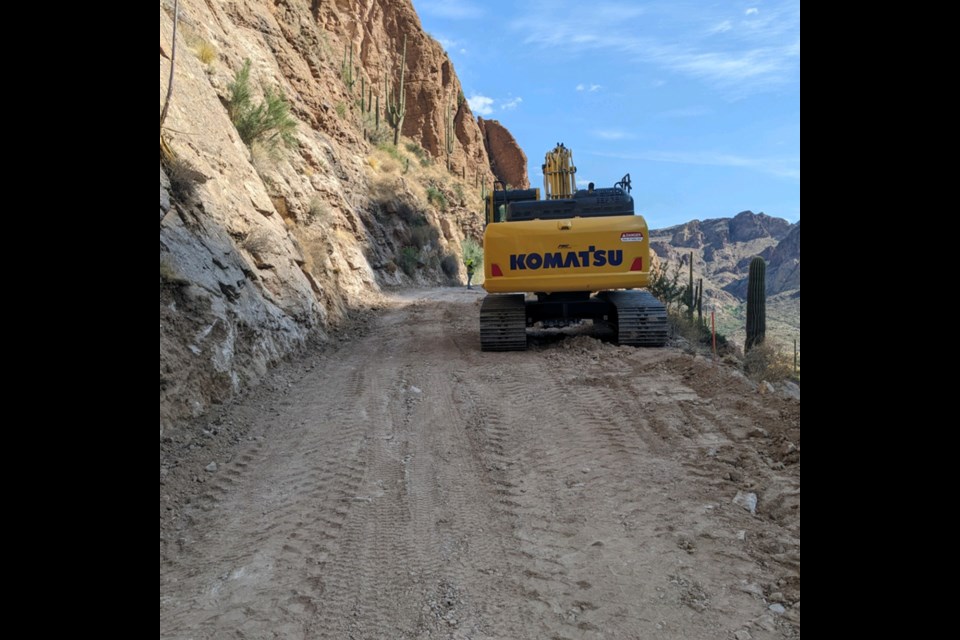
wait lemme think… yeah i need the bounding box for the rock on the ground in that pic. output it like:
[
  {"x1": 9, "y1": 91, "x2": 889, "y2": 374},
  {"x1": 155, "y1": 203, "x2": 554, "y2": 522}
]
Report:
[
  {"x1": 779, "y1": 380, "x2": 800, "y2": 400},
  {"x1": 733, "y1": 491, "x2": 758, "y2": 514}
]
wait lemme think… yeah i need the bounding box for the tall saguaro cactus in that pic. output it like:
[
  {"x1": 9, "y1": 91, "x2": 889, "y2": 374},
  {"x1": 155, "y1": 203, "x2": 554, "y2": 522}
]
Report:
[
  {"x1": 385, "y1": 35, "x2": 407, "y2": 146},
  {"x1": 341, "y1": 43, "x2": 356, "y2": 91},
  {"x1": 445, "y1": 102, "x2": 455, "y2": 169},
  {"x1": 745, "y1": 257, "x2": 767, "y2": 351},
  {"x1": 687, "y1": 251, "x2": 695, "y2": 321},
  {"x1": 696, "y1": 277, "x2": 703, "y2": 326}
]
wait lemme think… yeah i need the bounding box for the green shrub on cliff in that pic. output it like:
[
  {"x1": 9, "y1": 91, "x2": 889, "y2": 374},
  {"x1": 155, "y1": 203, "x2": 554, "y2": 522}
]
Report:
[{"x1": 227, "y1": 59, "x2": 297, "y2": 150}]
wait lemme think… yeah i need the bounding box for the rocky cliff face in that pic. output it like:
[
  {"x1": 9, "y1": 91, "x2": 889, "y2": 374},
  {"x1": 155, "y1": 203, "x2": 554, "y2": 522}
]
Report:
[
  {"x1": 652, "y1": 211, "x2": 798, "y2": 294},
  {"x1": 313, "y1": 0, "x2": 493, "y2": 180},
  {"x1": 159, "y1": 0, "x2": 517, "y2": 430},
  {"x1": 478, "y1": 118, "x2": 530, "y2": 189}
]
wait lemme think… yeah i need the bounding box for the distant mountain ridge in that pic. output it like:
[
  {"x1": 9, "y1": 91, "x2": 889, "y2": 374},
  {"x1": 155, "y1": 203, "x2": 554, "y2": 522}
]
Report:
[{"x1": 650, "y1": 210, "x2": 800, "y2": 347}]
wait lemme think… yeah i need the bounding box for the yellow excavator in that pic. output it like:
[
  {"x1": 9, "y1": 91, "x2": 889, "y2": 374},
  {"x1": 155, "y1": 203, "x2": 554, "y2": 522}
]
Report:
[{"x1": 479, "y1": 143, "x2": 667, "y2": 351}]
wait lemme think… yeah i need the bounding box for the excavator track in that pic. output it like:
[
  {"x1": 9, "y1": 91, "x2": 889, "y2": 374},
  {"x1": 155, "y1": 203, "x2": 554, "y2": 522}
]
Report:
[
  {"x1": 599, "y1": 291, "x2": 668, "y2": 347},
  {"x1": 480, "y1": 294, "x2": 527, "y2": 351}
]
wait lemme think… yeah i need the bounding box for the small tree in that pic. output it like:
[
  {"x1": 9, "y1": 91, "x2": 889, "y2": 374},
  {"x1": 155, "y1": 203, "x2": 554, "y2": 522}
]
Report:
[
  {"x1": 399, "y1": 246, "x2": 419, "y2": 276},
  {"x1": 227, "y1": 60, "x2": 298, "y2": 150},
  {"x1": 649, "y1": 257, "x2": 684, "y2": 310}
]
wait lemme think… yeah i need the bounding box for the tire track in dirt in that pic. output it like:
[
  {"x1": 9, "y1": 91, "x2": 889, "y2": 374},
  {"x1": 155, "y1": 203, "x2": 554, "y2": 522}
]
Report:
[
  {"x1": 160, "y1": 288, "x2": 800, "y2": 639},
  {"x1": 161, "y1": 337, "x2": 386, "y2": 637}
]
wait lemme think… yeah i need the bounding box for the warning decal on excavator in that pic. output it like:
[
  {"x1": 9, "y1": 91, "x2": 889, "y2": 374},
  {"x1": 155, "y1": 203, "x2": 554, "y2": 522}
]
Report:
[{"x1": 620, "y1": 232, "x2": 644, "y2": 242}]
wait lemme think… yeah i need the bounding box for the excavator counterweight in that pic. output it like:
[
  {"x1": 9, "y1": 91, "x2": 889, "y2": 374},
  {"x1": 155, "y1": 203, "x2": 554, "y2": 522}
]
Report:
[{"x1": 479, "y1": 144, "x2": 667, "y2": 351}]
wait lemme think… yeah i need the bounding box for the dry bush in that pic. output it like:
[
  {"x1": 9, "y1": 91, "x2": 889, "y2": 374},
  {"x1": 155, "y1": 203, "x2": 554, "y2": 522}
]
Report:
[
  {"x1": 194, "y1": 40, "x2": 217, "y2": 65},
  {"x1": 306, "y1": 196, "x2": 328, "y2": 224},
  {"x1": 743, "y1": 343, "x2": 794, "y2": 383},
  {"x1": 243, "y1": 229, "x2": 273, "y2": 256},
  {"x1": 165, "y1": 154, "x2": 204, "y2": 200},
  {"x1": 426, "y1": 186, "x2": 447, "y2": 211},
  {"x1": 380, "y1": 157, "x2": 400, "y2": 174}
]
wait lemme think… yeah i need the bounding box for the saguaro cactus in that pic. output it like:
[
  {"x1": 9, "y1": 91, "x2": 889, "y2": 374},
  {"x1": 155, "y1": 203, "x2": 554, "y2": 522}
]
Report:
[
  {"x1": 385, "y1": 35, "x2": 407, "y2": 146},
  {"x1": 341, "y1": 43, "x2": 356, "y2": 91},
  {"x1": 696, "y1": 277, "x2": 703, "y2": 326},
  {"x1": 745, "y1": 257, "x2": 766, "y2": 350},
  {"x1": 687, "y1": 251, "x2": 695, "y2": 321},
  {"x1": 445, "y1": 102, "x2": 455, "y2": 169}
]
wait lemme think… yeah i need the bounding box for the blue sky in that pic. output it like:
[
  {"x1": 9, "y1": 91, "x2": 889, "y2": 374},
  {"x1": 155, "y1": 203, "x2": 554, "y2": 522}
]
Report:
[{"x1": 411, "y1": 0, "x2": 800, "y2": 228}]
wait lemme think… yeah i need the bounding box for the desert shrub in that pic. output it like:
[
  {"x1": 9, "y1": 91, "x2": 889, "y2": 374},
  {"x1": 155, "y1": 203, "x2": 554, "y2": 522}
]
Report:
[
  {"x1": 243, "y1": 229, "x2": 272, "y2": 255},
  {"x1": 743, "y1": 343, "x2": 793, "y2": 382},
  {"x1": 404, "y1": 142, "x2": 431, "y2": 166},
  {"x1": 399, "y1": 246, "x2": 419, "y2": 276},
  {"x1": 165, "y1": 154, "x2": 201, "y2": 200},
  {"x1": 426, "y1": 186, "x2": 447, "y2": 211},
  {"x1": 306, "y1": 196, "x2": 327, "y2": 223},
  {"x1": 649, "y1": 258, "x2": 684, "y2": 310},
  {"x1": 364, "y1": 114, "x2": 390, "y2": 145},
  {"x1": 377, "y1": 143, "x2": 403, "y2": 162},
  {"x1": 194, "y1": 39, "x2": 217, "y2": 65}
]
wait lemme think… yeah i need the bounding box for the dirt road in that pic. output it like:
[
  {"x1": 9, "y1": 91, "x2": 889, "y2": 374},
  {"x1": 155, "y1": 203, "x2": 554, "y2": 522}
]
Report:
[{"x1": 160, "y1": 288, "x2": 800, "y2": 639}]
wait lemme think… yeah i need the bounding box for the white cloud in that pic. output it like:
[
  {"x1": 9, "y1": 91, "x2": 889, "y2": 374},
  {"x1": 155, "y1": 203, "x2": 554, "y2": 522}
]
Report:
[
  {"x1": 658, "y1": 106, "x2": 712, "y2": 118},
  {"x1": 710, "y1": 20, "x2": 733, "y2": 34},
  {"x1": 592, "y1": 129, "x2": 633, "y2": 140},
  {"x1": 511, "y1": 1, "x2": 800, "y2": 93},
  {"x1": 745, "y1": 7, "x2": 759, "y2": 15},
  {"x1": 468, "y1": 94, "x2": 494, "y2": 115},
  {"x1": 435, "y1": 35, "x2": 458, "y2": 50},
  {"x1": 590, "y1": 149, "x2": 799, "y2": 179},
  {"x1": 418, "y1": 0, "x2": 483, "y2": 19},
  {"x1": 501, "y1": 97, "x2": 523, "y2": 110},
  {"x1": 576, "y1": 83, "x2": 602, "y2": 92}
]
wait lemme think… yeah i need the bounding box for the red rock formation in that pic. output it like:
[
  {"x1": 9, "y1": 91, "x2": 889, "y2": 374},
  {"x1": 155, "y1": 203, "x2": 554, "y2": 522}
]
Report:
[
  {"x1": 477, "y1": 117, "x2": 529, "y2": 189},
  {"x1": 316, "y1": 0, "x2": 494, "y2": 183}
]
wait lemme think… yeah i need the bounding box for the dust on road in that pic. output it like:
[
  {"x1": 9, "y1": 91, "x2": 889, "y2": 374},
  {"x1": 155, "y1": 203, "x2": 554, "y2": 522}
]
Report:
[{"x1": 160, "y1": 288, "x2": 800, "y2": 639}]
